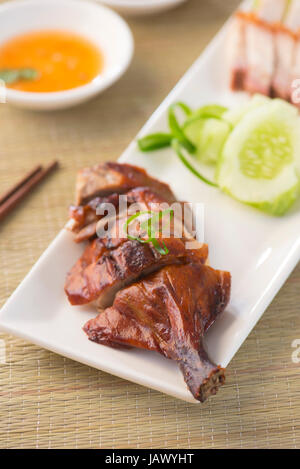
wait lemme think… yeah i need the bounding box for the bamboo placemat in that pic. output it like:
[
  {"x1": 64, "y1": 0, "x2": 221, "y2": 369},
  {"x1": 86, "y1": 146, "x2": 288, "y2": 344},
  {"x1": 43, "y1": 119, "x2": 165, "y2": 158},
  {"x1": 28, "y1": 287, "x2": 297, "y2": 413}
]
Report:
[{"x1": 0, "y1": 0, "x2": 299, "y2": 449}]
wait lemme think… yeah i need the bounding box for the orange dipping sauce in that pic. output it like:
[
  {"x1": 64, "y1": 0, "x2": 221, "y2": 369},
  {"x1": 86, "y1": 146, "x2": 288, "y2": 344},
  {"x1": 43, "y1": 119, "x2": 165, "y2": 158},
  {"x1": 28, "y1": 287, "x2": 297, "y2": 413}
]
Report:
[{"x1": 0, "y1": 30, "x2": 103, "y2": 92}]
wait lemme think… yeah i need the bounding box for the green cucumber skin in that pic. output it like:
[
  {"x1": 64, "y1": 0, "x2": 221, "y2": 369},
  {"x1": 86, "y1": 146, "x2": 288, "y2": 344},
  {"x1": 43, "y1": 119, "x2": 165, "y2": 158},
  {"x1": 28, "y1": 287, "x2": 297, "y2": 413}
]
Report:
[
  {"x1": 251, "y1": 183, "x2": 300, "y2": 216},
  {"x1": 220, "y1": 181, "x2": 300, "y2": 216}
]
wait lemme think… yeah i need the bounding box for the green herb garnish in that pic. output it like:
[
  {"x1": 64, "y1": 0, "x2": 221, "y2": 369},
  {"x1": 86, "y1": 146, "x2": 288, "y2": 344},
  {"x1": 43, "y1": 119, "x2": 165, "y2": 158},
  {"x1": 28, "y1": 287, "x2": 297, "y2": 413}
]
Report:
[
  {"x1": 0, "y1": 68, "x2": 39, "y2": 84},
  {"x1": 123, "y1": 209, "x2": 174, "y2": 255},
  {"x1": 168, "y1": 102, "x2": 195, "y2": 153},
  {"x1": 171, "y1": 139, "x2": 218, "y2": 187},
  {"x1": 138, "y1": 133, "x2": 173, "y2": 152},
  {"x1": 137, "y1": 101, "x2": 229, "y2": 187},
  {"x1": 138, "y1": 102, "x2": 228, "y2": 154}
]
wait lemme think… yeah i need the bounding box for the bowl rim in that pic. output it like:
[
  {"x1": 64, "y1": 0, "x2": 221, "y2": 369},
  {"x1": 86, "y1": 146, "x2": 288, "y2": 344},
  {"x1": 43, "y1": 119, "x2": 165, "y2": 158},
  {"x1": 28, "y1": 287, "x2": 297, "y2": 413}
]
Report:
[
  {"x1": 98, "y1": 0, "x2": 185, "y2": 7},
  {"x1": 0, "y1": 0, "x2": 134, "y2": 107}
]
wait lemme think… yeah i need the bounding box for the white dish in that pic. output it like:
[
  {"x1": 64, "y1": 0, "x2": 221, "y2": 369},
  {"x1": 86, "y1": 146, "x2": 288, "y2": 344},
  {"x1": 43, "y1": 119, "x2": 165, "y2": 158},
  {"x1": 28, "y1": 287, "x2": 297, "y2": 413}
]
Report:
[
  {"x1": 1, "y1": 4, "x2": 300, "y2": 403},
  {"x1": 0, "y1": 0, "x2": 134, "y2": 110},
  {"x1": 97, "y1": 0, "x2": 186, "y2": 16}
]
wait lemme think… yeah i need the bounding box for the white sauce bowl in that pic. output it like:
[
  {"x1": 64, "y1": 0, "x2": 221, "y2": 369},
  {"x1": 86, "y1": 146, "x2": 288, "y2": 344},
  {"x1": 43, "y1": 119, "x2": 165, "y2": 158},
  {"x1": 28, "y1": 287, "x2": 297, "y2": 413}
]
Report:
[
  {"x1": 97, "y1": 0, "x2": 187, "y2": 16},
  {"x1": 0, "y1": 0, "x2": 134, "y2": 110}
]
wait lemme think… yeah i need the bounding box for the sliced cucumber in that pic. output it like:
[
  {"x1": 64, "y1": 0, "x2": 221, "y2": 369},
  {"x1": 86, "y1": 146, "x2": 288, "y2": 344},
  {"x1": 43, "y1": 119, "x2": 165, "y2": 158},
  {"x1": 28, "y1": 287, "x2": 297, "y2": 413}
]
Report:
[
  {"x1": 183, "y1": 117, "x2": 231, "y2": 165},
  {"x1": 192, "y1": 104, "x2": 228, "y2": 120},
  {"x1": 171, "y1": 139, "x2": 218, "y2": 187},
  {"x1": 224, "y1": 94, "x2": 271, "y2": 127},
  {"x1": 217, "y1": 99, "x2": 300, "y2": 215}
]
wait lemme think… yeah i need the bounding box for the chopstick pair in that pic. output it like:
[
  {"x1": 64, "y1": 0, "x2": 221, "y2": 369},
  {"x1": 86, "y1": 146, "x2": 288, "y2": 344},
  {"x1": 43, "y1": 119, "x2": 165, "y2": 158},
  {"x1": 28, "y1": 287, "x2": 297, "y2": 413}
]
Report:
[{"x1": 0, "y1": 161, "x2": 59, "y2": 222}]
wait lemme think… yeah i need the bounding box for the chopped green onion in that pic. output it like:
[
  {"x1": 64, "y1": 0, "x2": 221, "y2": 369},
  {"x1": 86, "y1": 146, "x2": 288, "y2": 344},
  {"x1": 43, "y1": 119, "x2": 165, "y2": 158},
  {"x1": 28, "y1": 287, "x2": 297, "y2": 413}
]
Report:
[
  {"x1": 123, "y1": 209, "x2": 174, "y2": 255},
  {"x1": 150, "y1": 237, "x2": 169, "y2": 255},
  {"x1": 123, "y1": 210, "x2": 151, "y2": 243},
  {"x1": 184, "y1": 105, "x2": 232, "y2": 133},
  {"x1": 168, "y1": 102, "x2": 196, "y2": 153},
  {"x1": 192, "y1": 104, "x2": 228, "y2": 120},
  {"x1": 172, "y1": 139, "x2": 218, "y2": 188},
  {"x1": 140, "y1": 208, "x2": 174, "y2": 238},
  {"x1": 137, "y1": 133, "x2": 173, "y2": 152},
  {"x1": 0, "y1": 68, "x2": 39, "y2": 84}
]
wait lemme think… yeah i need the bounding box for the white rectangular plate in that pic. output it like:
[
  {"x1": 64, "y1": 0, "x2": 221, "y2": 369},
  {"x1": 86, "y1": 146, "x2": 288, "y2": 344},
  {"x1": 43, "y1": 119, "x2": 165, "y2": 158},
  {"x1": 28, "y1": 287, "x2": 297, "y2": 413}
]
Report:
[{"x1": 1, "y1": 5, "x2": 300, "y2": 403}]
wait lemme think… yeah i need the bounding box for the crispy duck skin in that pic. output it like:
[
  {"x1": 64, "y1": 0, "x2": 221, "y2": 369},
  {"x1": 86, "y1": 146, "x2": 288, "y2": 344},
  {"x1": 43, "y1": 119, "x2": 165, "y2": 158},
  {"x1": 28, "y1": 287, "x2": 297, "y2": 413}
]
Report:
[
  {"x1": 65, "y1": 238, "x2": 208, "y2": 308},
  {"x1": 75, "y1": 162, "x2": 176, "y2": 206},
  {"x1": 228, "y1": 13, "x2": 247, "y2": 91},
  {"x1": 69, "y1": 192, "x2": 120, "y2": 233},
  {"x1": 84, "y1": 262, "x2": 231, "y2": 402},
  {"x1": 69, "y1": 187, "x2": 176, "y2": 244}
]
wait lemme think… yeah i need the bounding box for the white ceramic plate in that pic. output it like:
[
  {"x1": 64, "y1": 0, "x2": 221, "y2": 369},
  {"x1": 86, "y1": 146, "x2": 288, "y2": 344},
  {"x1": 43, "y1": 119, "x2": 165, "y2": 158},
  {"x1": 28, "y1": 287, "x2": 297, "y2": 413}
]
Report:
[
  {"x1": 1, "y1": 3, "x2": 300, "y2": 403},
  {"x1": 96, "y1": 0, "x2": 186, "y2": 16}
]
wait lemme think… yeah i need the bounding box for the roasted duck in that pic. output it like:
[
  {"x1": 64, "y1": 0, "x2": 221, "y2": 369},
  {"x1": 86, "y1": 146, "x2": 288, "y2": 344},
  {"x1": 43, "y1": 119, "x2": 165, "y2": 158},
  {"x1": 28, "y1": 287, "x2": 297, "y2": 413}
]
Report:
[
  {"x1": 65, "y1": 237, "x2": 208, "y2": 308},
  {"x1": 65, "y1": 162, "x2": 231, "y2": 402},
  {"x1": 84, "y1": 260, "x2": 231, "y2": 402},
  {"x1": 69, "y1": 186, "x2": 179, "y2": 244},
  {"x1": 75, "y1": 161, "x2": 176, "y2": 205}
]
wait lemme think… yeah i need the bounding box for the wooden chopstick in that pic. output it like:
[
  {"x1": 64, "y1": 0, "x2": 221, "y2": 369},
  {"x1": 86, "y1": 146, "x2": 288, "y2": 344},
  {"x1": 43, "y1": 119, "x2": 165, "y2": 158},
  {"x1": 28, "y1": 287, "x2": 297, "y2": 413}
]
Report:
[
  {"x1": 0, "y1": 161, "x2": 59, "y2": 222},
  {"x1": 0, "y1": 164, "x2": 42, "y2": 206}
]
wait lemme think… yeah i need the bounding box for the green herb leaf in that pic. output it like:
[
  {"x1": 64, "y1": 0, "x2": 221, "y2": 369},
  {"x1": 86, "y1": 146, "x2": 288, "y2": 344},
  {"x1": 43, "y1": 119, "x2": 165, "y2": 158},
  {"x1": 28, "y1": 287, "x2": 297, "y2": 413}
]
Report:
[
  {"x1": 168, "y1": 102, "x2": 196, "y2": 153},
  {"x1": 123, "y1": 210, "x2": 152, "y2": 243},
  {"x1": 19, "y1": 68, "x2": 38, "y2": 81},
  {"x1": 0, "y1": 68, "x2": 39, "y2": 84},
  {"x1": 150, "y1": 237, "x2": 169, "y2": 255},
  {"x1": 138, "y1": 133, "x2": 173, "y2": 152},
  {"x1": 172, "y1": 139, "x2": 218, "y2": 188},
  {"x1": 193, "y1": 104, "x2": 228, "y2": 120},
  {"x1": 123, "y1": 209, "x2": 174, "y2": 255},
  {"x1": 140, "y1": 208, "x2": 174, "y2": 239}
]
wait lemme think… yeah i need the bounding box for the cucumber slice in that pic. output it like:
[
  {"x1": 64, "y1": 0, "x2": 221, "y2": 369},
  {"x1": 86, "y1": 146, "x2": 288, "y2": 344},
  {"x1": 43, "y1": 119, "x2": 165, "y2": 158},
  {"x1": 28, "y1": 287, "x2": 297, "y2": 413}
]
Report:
[
  {"x1": 193, "y1": 104, "x2": 228, "y2": 120},
  {"x1": 172, "y1": 139, "x2": 218, "y2": 187},
  {"x1": 217, "y1": 99, "x2": 300, "y2": 215},
  {"x1": 183, "y1": 117, "x2": 231, "y2": 165},
  {"x1": 224, "y1": 94, "x2": 271, "y2": 126}
]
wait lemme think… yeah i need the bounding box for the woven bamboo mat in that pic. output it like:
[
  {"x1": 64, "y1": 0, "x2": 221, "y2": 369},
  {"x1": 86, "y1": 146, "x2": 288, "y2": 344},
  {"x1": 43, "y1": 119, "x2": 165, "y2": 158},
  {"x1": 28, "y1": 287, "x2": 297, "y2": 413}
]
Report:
[{"x1": 0, "y1": 0, "x2": 299, "y2": 449}]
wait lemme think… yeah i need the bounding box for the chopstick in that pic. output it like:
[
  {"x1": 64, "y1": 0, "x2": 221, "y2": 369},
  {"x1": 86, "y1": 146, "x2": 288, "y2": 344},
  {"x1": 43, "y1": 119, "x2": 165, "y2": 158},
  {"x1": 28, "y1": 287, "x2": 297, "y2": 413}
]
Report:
[
  {"x1": 0, "y1": 164, "x2": 43, "y2": 206},
  {"x1": 0, "y1": 161, "x2": 59, "y2": 222}
]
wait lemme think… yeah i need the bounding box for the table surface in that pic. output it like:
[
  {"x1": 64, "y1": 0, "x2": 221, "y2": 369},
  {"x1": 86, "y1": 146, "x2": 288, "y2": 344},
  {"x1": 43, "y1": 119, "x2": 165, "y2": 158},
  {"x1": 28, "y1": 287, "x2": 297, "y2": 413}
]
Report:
[{"x1": 0, "y1": 0, "x2": 299, "y2": 449}]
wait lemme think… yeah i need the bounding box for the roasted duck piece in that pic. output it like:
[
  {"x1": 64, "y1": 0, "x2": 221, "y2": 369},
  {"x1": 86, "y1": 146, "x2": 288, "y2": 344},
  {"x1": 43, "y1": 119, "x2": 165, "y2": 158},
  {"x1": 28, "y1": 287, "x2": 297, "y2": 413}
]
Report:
[
  {"x1": 75, "y1": 162, "x2": 176, "y2": 205},
  {"x1": 84, "y1": 261, "x2": 231, "y2": 402},
  {"x1": 66, "y1": 161, "x2": 231, "y2": 401},
  {"x1": 65, "y1": 237, "x2": 208, "y2": 308},
  {"x1": 69, "y1": 192, "x2": 120, "y2": 243},
  {"x1": 66, "y1": 183, "x2": 204, "y2": 308},
  {"x1": 69, "y1": 186, "x2": 179, "y2": 244}
]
